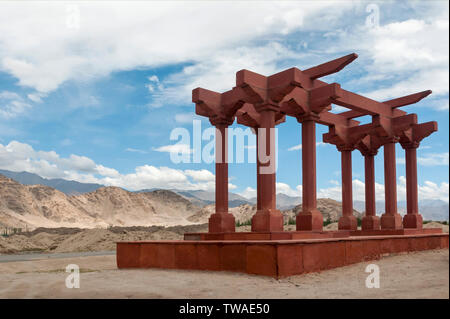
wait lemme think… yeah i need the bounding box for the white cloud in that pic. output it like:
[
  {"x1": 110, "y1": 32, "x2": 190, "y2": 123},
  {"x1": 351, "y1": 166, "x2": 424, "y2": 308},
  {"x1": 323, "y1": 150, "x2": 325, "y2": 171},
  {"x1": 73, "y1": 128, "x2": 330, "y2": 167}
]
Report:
[
  {"x1": 148, "y1": 41, "x2": 306, "y2": 107},
  {"x1": 27, "y1": 92, "x2": 46, "y2": 103},
  {"x1": 0, "y1": 90, "x2": 31, "y2": 118},
  {"x1": 240, "y1": 187, "x2": 256, "y2": 199},
  {"x1": 0, "y1": 140, "x2": 223, "y2": 191},
  {"x1": 0, "y1": 1, "x2": 355, "y2": 96},
  {"x1": 184, "y1": 169, "x2": 215, "y2": 182},
  {"x1": 276, "y1": 182, "x2": 301, "y2": 197},
  {"x1": 344, "y1": 15, "x2": 448, "y2": 108},
  {"x1": 319, "y1": 3, "x2": 449, "y2": 111},
  {"x1": 153, "y1": 144, "x2": 192, "y2": 154},
  {"x1": 397, "y1": 152, "x2": 449, "y2": 166}
]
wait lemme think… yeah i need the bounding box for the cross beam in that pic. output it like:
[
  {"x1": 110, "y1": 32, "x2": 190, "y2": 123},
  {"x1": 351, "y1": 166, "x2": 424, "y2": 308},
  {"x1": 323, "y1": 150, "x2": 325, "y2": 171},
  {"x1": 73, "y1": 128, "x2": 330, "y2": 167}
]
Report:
[{"x1": 338, "y1": 90, "x2": 432, "y2": 119}]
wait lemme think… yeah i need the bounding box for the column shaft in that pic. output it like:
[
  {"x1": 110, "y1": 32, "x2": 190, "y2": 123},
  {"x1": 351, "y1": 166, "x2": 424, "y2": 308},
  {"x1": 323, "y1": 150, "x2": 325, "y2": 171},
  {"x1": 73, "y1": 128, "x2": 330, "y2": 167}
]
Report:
[
  {"x1": 208, "y1": 124, "x2": 235, "y2": 233},
  {"x1": 215, "y1": 125, "x2": 228, "y2": 213},
  {"x1": 365, "y1": 155, "x2": 376, "y2": 216},
  {"x1": 251, "y1": 109, "x2": 283, "y2": 232},
  {"x1": 405, "y1": 147, "x2": 419, "y2": 215},
  {"x1": 302, "y1": 120, "x2": 317, "y2": 211},
  {"x1": 297, "y1": 119, "x2": 323, "y2": 231},
  {"x1": 361, "y1": 154, "x2": 380, "y2": 230},
  {"x1": 338, "y1": 149, "x2": 357, "y2": 230},
  {"x1": 256, "y1": 132, "x2": 261, "y2": 210},
  {"x1": 341, "y1": 150, "x2": 353, "y2": 216},
  {"x1": 259, "y1": 110, "x2": 276, "y2": 210},
  {"x1": 384, "y1": 142, "x2": 397, "y2": 215},
  {"x1": 403, "y1": 145, "x2": 422, "y2": 228},
  {"x1": 380, "y1": 141, "x2": 403, "y2": 229}
]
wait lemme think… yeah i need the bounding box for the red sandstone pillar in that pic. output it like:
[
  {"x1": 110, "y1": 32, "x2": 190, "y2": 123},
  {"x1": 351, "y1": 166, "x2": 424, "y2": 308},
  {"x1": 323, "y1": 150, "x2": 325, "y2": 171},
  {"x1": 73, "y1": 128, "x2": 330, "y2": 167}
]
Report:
[
  {"x1": 361, "y1": 153, "x2": 380, "y2": 230},
  {"x1": 402, "y1": 142, "x2": 423, "y2": 229},
  {"x1": 256, "y1": 132, "x2": 262, "y2": 211},
  {"x1": 338, "y1": 149, "x2": 357, "y2": 230},
  {"x1": 297, "y1": 118, "x2": 323, "y2": 231},
  {"x1": 251, "y1": 108, "x2": 283, "y2": 232},
  {"x1": 380, "y1": 140, "x2": 403, "y2": 229},
  {"x1": 208, "y1": 124, "x2": 235, "y2": 233}
]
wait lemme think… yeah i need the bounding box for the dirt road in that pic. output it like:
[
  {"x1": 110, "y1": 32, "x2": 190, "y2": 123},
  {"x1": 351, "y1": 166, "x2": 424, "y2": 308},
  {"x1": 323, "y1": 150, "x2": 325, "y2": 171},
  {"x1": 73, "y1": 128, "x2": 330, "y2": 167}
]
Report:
[{"x1": 0, "y1": 249, "x2": 447, "y2": 298}]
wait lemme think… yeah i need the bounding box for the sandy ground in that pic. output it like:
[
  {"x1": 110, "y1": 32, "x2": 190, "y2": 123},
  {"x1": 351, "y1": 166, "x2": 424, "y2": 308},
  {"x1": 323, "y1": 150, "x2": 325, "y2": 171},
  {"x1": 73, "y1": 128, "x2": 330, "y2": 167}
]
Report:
[{"x1": 0, "y1": 249, "x2": 447, "y2": 299}]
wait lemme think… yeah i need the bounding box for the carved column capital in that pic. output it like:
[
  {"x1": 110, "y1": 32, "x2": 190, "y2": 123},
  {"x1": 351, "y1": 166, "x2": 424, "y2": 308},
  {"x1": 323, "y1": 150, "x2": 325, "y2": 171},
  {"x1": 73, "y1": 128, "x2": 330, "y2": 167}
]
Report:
[
  {"x1": 361, "y1": 149, "x2": 378, "y2": 157},
  {"x1": 385, "y1": 136, "x2": 400, "y2": 144},
  {"x1": 400, "y1": 141, "x2": 420, "y2": 150},
  {"x1": 337, "y1": 144, "x2": 355, "y2": 152},
  {"x1": 253, "y1": 102, "x2": 280, "y2": 113},
  {"x1": 297, "y1": 112, "x2": 320, "y2": 123},
  {"x1": 210, "y1": 116, "x2": 234, "y2": 127}
]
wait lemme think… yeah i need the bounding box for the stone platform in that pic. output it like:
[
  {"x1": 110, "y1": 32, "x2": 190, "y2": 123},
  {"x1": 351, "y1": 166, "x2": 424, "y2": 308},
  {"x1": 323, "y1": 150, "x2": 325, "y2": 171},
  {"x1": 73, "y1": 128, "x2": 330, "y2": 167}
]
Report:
[{"x1": 117, "y1": 229, "x2": 449, "y2": 278}]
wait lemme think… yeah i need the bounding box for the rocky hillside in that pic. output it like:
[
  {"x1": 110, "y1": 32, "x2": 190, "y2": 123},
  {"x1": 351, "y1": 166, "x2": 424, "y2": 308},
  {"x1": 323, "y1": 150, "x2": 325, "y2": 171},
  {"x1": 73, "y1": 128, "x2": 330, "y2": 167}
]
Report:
[
  {"x1": 1, "y1": 174, "x2": 363, "y2": 230},
  {"x1": 286, "y1": 198, "x2": 363, "y2": 221},
  {"x1": 0, "y1": 175, "x2": 199, "y2": 229}
]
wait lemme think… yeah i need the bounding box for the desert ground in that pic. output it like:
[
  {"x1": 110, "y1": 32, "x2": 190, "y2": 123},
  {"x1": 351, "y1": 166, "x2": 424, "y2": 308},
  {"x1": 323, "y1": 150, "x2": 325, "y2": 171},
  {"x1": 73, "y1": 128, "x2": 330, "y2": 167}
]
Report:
[
  {"x1": 0, "y1": 249, "x2": 447, "y2": 299},
  {"x1": 1, "y1": 222, "x2": 448, "y2": 299}
]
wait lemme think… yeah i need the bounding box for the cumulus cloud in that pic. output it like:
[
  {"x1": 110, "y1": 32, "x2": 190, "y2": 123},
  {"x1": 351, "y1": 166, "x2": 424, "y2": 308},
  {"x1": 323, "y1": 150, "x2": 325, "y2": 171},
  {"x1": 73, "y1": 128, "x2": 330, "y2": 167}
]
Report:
[
  {"x1": 240, "y1": 187, "x2": 257, "y2": 199},
  {"x1": 0, "y1": 1, "x2": 355, "y2": 99},
  {"x1": 276, "y1": 182, "x2": 301, "y2": 197},
  {"x1": 184, "y1": 169, "x2": 215, "y2": 182},
  {"x1": 1, "y1": 1, "x2": 446, "y2": 116},
  {"x1": 328, "y1": 7, "x2": 449, "y2": 109},
  {"x1": 0, "y1": 140, "x2": 227, "y2": 191}
]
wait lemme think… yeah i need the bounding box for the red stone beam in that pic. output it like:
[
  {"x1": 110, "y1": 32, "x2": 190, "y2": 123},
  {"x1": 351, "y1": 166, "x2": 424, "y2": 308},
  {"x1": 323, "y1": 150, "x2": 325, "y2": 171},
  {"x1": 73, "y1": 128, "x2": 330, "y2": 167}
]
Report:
[
  {"x1": 333, "y1": 89, "x2": 406, "y2": 117},
  {"x1": 384, "y1": 90, "x2": 432, "y2": 108},
  {"x1": 338, "y1": 90, "x2": 432, "y2": 119},
  {"x1": 303, "y1": 53, "x2": 358, "y2": 79}
]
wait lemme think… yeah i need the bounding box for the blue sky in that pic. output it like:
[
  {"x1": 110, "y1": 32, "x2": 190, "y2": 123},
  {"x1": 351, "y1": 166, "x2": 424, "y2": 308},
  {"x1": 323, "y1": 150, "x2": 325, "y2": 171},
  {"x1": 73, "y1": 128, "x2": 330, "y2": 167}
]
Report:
[{"x1": 0, "y1": 1, "x2": 448, "y2": 203}]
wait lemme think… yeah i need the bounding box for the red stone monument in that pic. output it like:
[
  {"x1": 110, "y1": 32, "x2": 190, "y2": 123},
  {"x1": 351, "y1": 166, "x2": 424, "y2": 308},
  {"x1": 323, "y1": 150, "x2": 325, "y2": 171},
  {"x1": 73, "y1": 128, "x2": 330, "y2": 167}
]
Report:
[{"x1": 117, "y1": 53, "x2": 448, "y2": 278}]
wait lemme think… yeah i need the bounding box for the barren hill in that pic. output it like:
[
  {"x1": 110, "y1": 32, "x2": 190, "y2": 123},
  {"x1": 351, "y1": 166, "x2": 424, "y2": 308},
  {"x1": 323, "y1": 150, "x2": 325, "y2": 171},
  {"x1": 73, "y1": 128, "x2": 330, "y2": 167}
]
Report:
[
  {"x1": 0, "y1": 175, "x2": 199, "y2": 229},
  {"x1": 1, "y1": 174, "x2": 363, "y2": 230},
  {"x1": 287, "y1": 198, "x2": 363, "y2": 221}
]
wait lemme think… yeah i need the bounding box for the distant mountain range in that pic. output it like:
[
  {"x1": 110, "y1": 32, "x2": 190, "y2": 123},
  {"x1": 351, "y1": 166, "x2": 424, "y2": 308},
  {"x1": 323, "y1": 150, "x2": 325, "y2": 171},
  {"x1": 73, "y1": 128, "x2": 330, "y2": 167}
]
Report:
[
  {"x1": 353, "y1": 199, "x2": 449, "y2": 222},
  {"x1": 0, "y1": 169, "x2": 448, "y2": 221},
  {"x1": 0, "y1": 169, "x2": 102, "y2": 195}
]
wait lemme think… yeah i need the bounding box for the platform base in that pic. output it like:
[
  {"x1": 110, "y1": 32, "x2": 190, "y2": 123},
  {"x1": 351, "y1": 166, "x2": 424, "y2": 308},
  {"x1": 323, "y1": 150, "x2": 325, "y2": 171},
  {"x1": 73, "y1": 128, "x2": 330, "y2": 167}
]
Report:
[{"x1": 117, "y1": 230, "x2": 448, "y2": 278}]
